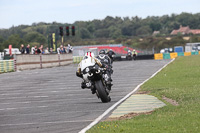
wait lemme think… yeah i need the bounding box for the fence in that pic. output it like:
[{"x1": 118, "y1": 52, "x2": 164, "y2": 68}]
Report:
[
  {"x1": 0, "y1": 54, "x2": 73, "y2": 73},
  {"x1": 154, "y1": 51, "x2": 200, "y2": 60},
  {"x1": 0, "y1": 60, "x2": 14, "y2": 73},
  {"x1": 16, "y1": 54, "x2": 73, "y2": 70}
]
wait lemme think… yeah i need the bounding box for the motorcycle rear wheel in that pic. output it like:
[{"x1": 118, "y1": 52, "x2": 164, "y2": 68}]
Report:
[{"x1": 95, "y1": 80, "x2": 111, "y2": 103}]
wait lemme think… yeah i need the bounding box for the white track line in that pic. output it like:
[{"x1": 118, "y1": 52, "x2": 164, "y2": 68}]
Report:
[{"x1": 79, "y1": 59, "x2": 175, "y2": 133}]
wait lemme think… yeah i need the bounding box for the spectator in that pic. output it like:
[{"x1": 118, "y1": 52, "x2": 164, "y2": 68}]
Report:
[
  {"x1": 57, "y1": 47, "x2": 60, "y2": 54},
  {"x1": 45, "y1": 47, "x2": 50, "y2": 54},
  {"x1": 26, "y1": 44, "x2": 30, "y2": 54},
  {"x1": 67, "y1": 44, "x2": 71, "y2": 53},
  {"x1": 67, "y1": 44, "x2": 73, "y2": 53},
  {"x1": 20, "y1": 44, "x2": 25, "y2": 54},
  {"x1": 50, "y1": 48, "x2": 53, "y2": 54},
  {"x1": 69, "y1": 46, "x2": 73, "y2": 53},
  {"x1": 64, "y1": 46, "x2": 67, "y2": 53},
  {"x1": 31, "y1": 47, "x2": 35, "y2": 54},
  {"x1": 60, "y1": 45, "x2": 65, "y2": 54},
  {"x1": 37, "y1": 46, "x2": 41, "y2": 54},
  {"x1": 40, "y1": 45, "x2": 44, "y2": 54},
  {"x1": 33, "y1": 46, "x2": 38, "y2": 54}
]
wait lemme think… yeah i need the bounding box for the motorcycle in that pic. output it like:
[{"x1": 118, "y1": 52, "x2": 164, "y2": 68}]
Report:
[
  {"x1": 78, "y1": 55, "x2": 111, "y2": 103},
  {"x1": 126, "y1": 52, "x2": 132, "y2": 60},
  {"x1": 133, "y1": 54, "x2": 136, "y2": 60}
]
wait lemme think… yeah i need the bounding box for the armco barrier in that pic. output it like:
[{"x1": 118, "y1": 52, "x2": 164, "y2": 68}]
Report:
[
  {"x1": 170, "y1": 52, "x2": 178, "y2": 59},
  {"x1": 0, "y1": 60, "x2": 14, "y2": 73}
]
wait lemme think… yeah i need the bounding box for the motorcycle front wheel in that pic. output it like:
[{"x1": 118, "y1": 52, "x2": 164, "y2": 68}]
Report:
[{"x1": 95, "y1": 80, "x2": 111, "y2": 103}]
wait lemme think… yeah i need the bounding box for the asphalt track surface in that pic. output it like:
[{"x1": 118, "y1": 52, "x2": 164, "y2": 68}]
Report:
[{"x1": 0, "y1": 59, "x2": 171, "y2": 133}]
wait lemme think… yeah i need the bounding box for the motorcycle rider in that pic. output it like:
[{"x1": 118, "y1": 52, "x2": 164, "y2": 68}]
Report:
[
  {"x1": 132, "y1": 49, "x2": 137, "y2": 60},
  {"x1": 76, "y1": 52, "x2": 101, "y2": 89},
  {"x1": 106, "y1": 49, "x2": 115, "y2": 64},
  {"x1": 127, "y1": 50, "x2": 132, "y2": 60},
  {"x1": 76, "y1": 50, "x2": 113, "y2": 90},
  {"x1": 97, "y1": 49, "x2": 113, "y2": 90}
]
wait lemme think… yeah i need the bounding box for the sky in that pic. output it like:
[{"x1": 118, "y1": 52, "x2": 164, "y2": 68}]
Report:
[{"x1": 0, "y1": 0, "x2": 199, "y2": 29}]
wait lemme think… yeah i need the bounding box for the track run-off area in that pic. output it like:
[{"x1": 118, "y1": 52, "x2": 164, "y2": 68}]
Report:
[{"x1": 0, "y1": 59, "x2": 170, "y2": 133}]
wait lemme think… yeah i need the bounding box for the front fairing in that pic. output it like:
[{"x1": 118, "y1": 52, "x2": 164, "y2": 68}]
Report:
[{"x1": 80, "y1": 57, "x2": 96, "y2": 71}]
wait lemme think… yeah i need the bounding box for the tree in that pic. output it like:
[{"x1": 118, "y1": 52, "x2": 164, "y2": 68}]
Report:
[
  {"x1": 121, "y1": 23, "x2": 134, "y2": 36},
  {"x1": 87, "y1": 23, "x2": 95, "y2": 33},
  {"x1": 80, "y1": 28, "x2": 92, "y2": 39},
  {"x1": 3, "y1": 34, "x2": 25, "y2": 48},
  {"x1": 103, "y1": 16, "x2": 116, "y2": 28},
  {"x1": 136, "y1": 26, "x2": 152, "y2": 36},
  {"x1": 24, "y1": 32, "x2": 46, "y2": 44},
  {"x1": 1, "y1": 12, "x2": 200, "y2": 46},
  {"x1": 150, "y1": 22, "x2": 161, "y2": 31},
  {"x1": 108, "y1": 26, "x2": 122, "y2": 39},
  {"x1": 94, "y1": 29, "x2": 110, "y2": 38},
  {"x1": 0, "y1": 36, "x2": 4, "y2": 51}
]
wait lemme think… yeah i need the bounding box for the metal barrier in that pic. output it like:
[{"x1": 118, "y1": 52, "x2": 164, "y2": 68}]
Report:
[{"x1": 0, "y1": 60, "x2": 14, "y2": 73}]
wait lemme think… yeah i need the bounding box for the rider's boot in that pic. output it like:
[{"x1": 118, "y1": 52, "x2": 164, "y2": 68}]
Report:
[{"x1": 81, "y1": 82, "x2": 87, "y2": 89}]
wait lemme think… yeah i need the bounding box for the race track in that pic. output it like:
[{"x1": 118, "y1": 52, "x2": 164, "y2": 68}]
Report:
[{"x1": 0, "y1": 59, "x2": 170, "y2": 133}]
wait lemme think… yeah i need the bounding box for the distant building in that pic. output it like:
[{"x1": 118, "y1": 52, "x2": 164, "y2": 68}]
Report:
[
  {"x1": 171, "y1": 25, "x2": 200, "y2": 35},
  {"x1": 152, "y1": 31, "x2": 160, "y2": 36}
]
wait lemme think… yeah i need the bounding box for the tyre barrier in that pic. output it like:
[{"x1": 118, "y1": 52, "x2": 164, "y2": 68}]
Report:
[
  {"x1": 136, "y1": 54, "x2": 154, "y2": 60},
  {"x1": 0, "y1": 60, "x2": 14, "y2": 73},
  {"x1": 154, "y1": 51, "x2": 200, "y2": 60}
]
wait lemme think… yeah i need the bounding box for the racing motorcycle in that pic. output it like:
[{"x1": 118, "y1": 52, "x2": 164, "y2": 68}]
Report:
[
  {"x1": 126, "y1": 51, "x2": 132, "y2": 60},
  {"x1": 133, "y1": 53, "x2": 136, "y2": 60},
  {"x1": 77, "y1": 53, "x2": 111, "y2": 103}
]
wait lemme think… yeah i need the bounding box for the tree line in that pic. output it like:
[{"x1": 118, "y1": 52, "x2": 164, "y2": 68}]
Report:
[{"x1": 0, "y1": 12, "x2": 200, "y2": 52}]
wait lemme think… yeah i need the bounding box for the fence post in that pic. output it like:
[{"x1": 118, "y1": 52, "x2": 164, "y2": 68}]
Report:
[
  {"x1": 58, "y1": 54, "x2": 61, "y2": 66},
  {"x1": 40, "y1": 54, "x2": 42, "y2": 69},
  {"x1": 14, "y1": 54, "x2": 17, "y2": 71}
]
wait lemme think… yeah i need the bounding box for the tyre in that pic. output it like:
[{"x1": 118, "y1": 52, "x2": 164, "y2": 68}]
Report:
[
  {"x1": 133, "y1": 54, "x2": 136, "y2": 60},
  {"x1": 95, "y1": 80, "x2": 110, "y2": 103}
]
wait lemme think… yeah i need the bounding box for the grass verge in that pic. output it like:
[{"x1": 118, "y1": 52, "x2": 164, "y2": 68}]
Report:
[{"x1": 87, "y1": 55, "x2": 200, "y2": 133}]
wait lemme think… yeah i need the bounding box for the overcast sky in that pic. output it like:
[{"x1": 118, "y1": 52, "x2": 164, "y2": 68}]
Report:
[{"x1": 0, "y1": 0, "x2": 199, "y2": 29}]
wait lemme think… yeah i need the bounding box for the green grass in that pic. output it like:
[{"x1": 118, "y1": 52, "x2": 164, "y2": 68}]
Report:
[{"x1": 87, "y1": 55, "x2": 200, "y2": 133}]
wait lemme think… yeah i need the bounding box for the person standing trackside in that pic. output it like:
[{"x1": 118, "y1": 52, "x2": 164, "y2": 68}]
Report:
[
  {"x1": 37, "y1": 46, "x2": 41, "y2": 54},
  {"x1": 20, "y1": 44, "x2": 25, "y2": 54},
  {"x1": 45, "y1": 47, "x2": 50, "y2": 54},
  {"x1": 33, "y1": 46, "x2": 38, "y2": 54},
  {"x1": 26, "y1": 44, "x2": 30, "y2": 54}
]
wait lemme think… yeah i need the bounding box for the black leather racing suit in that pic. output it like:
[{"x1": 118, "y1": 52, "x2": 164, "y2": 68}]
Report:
[
  {"x1": 106, "y1": 50, "x2": 115, "y2": 64},
  {"x1": 96, "y1": 54, "x2": 113, "y2": 89}
]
